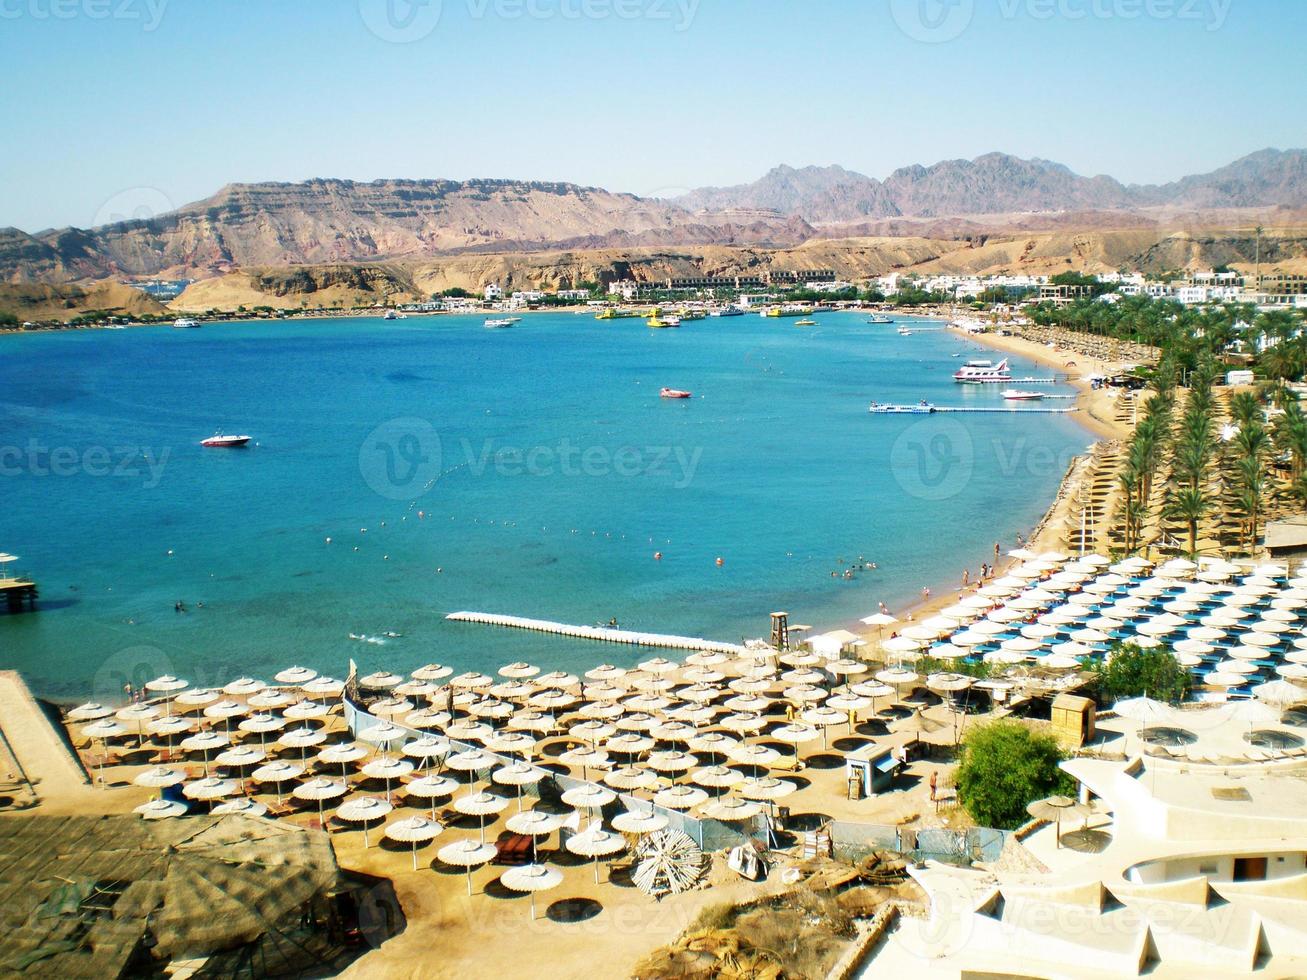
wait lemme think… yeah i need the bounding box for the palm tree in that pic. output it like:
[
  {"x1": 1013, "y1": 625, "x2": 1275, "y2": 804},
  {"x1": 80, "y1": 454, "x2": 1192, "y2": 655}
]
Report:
[{"x1": 1165, "y1": 487, "x2": 1208, "y2": 557}]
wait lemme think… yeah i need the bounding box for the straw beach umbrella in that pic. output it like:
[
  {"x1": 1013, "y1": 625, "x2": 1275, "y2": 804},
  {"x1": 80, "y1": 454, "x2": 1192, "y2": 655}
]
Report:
[
  {"x1": 500, "y1": 864, "x2": 563, "y2": 921},
  {"x1": 493, "y1": 761, "x2": 544, "y2": 811},
  {"x1": 293, "y1": 776, "x2": 348, "y2": 828},
  {"x1": 655, "y1": 784, "x2": 709, "y2": 811},
  {"x1": 612, "y1": 808, "x2": 670, "y2": 835},
  {"x1": 336, "y1": 797, "x2": 394, "y2": 847},
  {"x1": 385, "y1": 815, "x2": 444, "y2": 871},
  {"x1": 135, "y1": 799, "x2": 188, "y2": 820},
  {"x1": 453, "y1": 791, "x2": 510, "y2": 842},
  {"x1": 405, "y1": 774, "x2": 459, "y2": 819},
  {"x1": 362, "y1": 756, "x2": 415, "y2": 803},
  {"x1": 439, "y1": 838, "x2": 499, "y2": 895},
  {"x1": 566, "y1": 827, "x2": 628, "y2": 883}
]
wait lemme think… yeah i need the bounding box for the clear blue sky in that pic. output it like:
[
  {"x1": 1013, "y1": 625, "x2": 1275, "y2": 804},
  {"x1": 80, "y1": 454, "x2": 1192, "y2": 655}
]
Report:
[{"x1": 2, "y1": 0, "x2": 1303, "y2": 231}]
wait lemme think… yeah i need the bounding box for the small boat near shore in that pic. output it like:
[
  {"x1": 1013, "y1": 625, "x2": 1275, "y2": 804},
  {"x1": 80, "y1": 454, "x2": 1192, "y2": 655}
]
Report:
[
  {"x1": 868, "y1": 314, "x2": 894, "y2": 324},
  {"x1": 484, "y1": 318, "x2": 515, "y2": 328},
  {"x1": 897, "y1": 326, "x2": 913, "y2": 336},
  {"x1": 1002, "y1": 389, "x2": 1045, "y2": 401},
  {"x1": 795, "y1": 318, "x2": 817, "y2": 327},
  {"x1": 869, "y1": 401, "x2": 935, "y2": 414},
  {"x1": 953, "y1": 358, "x2": 1012, "y2": 383},
  {"x1": 200, "y1": 432, "x2": 251, "y2": 448},
  {"x1": 660, "y1": 388, "x2": 693, "y2": 399},
  {"x1": 173, "y1": 318, "x2": 200, "y2": 329}
]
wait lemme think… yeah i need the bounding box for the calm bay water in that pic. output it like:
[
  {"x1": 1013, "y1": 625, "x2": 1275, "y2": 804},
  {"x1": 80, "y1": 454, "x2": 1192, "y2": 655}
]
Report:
[{"x1": 0, "y1": 312, "x2": 1091, "y2": 699}]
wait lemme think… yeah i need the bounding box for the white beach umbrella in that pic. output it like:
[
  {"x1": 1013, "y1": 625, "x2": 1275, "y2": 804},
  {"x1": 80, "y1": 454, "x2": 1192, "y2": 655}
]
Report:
[
  {"x1": 438, "y1": 838, "x2": 499, "y2": 895},
  {"x1": 363, "y1": 756, "x2": 415, "y2": 802},
  {"x1": 68, "y1": 702, "x2": 114, "y2": 722},
  {"x1": 405, "y1": 774, "x2": 460, "y2": 819},
  {"x1": 692, "y1": 765, "x2": 744, "y2": 792},
  {"x1": 882, "y1": 635, "x2": 925, "y2": 653},
  {"x1": 701, "y1": 797, "x2": 763, "y2": 822},
  {"x1": 248, "y1": 690, "x2": 294, "y2": 710},
  {"x1": 686, "y1": 650, "x2": 731, "y2": 667},
  {"x1": 861, "y1": 612, "x2": 898, "y2": 626},
  {"x1": 612, "y1": 809, "x2": 670, "y2": 834},
  {"x1": 385, "y1": 815, "x2": 444, "y2": 870},
  {"x1": 359, "y1": 721, "x2": 408, "y2": 747},
  {"x1": 274, "y1": 665, "x2": 318, "y2": 685},
  {"x1": 687, "y1": 730, "x2": 738, "y2": 757},
  {"x1": 216, "y1": 744, "x2": 267, "y2": 769},
  {"x1": 293, "y1": 776, "x2": 348, "y2": 826},
  {"x1": 239, "y1": 711, "x2": 286, "y2": 741},
  {"x1": 604, "y1": 766, "x2": 658, "y2": 791},
  {"x1": 183, "y1": 776, "x2": 238, "y2": 803},
  {"x1": 1255, "y1": 679, "x2": 1307, "y2": 707},
  {"x1": 336, "y1": 797, "x2": 394, "y2": 846},
  {"x1": 566, "y1": 828, "x2": 628, "y2": 883},
  {"x1": 654, "y1": 784, "x2": 709, "y2": 811},
  {"x1": 318, "y1": 742, "x2": 368, "y2": 781},
  {"x1": 223, "y1": 677, "x2": 266, "y2": 697},
  {"x1": 1113, "y1": 697, "x2": 1172, "y2": 722},
  {"x1": 212, "y1": 797, "x2": 268, "y2": 817},
  {"x1": 562, "y1": 783, "x2": 617, "y2": 810},
  {"x1": 500, "y1": 864, "x2": 564, "y2": 920},
  {"x1": 135, "y1": 799, "x2": 188, "y2": 820},
  {"x1": 499, "y1": 661, "x2": 541, "y2": 679},
  {"x1": 134, "y1": 766, "x2": 185, "y2": 788}
]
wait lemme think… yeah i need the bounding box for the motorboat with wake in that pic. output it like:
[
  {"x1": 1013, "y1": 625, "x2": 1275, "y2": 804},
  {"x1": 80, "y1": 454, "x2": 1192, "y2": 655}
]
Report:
[
  {"x1": 1002, "y1": 389, "x2": 1045, "y2": 401},
  {"x1": 200, "y1": 432, "x2": 251, "y2": 448},
  {"x1": 660, "y1": 388, "x2": 693, "y2": 399}
]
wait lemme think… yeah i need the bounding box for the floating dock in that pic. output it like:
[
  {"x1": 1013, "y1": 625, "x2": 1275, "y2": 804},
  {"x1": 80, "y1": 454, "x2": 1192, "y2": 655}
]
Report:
[
  {"x1": 446, "y1": 612, "x2": 749, "y2": 656},
  {"x1": 0, "y1": 579, "x2": 37, "y2": 614},
  {"x1": 870, "y1": 404, "x2": 1076, "y2": 415}
]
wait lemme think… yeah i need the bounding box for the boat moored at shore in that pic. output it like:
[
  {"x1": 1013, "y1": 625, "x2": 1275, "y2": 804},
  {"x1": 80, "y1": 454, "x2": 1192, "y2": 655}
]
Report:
[{"x1": 953, "y1": 358, "x2": 1012, "y2": 383}]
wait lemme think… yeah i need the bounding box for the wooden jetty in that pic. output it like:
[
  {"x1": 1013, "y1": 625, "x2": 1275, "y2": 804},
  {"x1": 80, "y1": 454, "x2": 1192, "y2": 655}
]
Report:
[
  {"x1": 446, "y1": 611, "x2": 748, "y2": 656},
  {"x1": 0, "y1": 578, "x2": 37, "y2": 614}
]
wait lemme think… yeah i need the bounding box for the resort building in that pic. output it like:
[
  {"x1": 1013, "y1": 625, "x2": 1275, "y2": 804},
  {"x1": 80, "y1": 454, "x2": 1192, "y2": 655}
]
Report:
[{"x1": 483, "y1": 283, "x2": 503, "y2": 301}]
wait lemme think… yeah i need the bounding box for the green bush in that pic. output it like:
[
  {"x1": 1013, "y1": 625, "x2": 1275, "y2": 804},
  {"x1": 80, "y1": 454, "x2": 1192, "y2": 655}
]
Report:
[
  {"x1": 955, "y1": 721, "x2": 1073, "y2": 829},
  {"x1": 1098, "y1": 642, "x2": 1190, "y2": 703}
]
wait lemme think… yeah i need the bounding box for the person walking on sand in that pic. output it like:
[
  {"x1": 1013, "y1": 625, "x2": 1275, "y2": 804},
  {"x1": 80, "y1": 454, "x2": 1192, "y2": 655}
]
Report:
[
  {"x1": 929, "y1": 770, "x2": 938, "y2": 803},
  {"x1": 962, "y1": 569, "x2": 970, "y2": 587}
]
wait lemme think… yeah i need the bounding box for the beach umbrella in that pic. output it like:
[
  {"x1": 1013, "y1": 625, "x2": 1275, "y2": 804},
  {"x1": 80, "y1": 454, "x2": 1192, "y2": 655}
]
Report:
[
  {"x1": 1050, "y1": 641, "x2": 1094, "y2": 659},
  {"x1": 638, "y1": 657, "x2": 680, "y2": 675},
  {"x1": 1215, "y1": 659, "x2": 1260, "y2": 675},
  {"x1": 274, "y1": 665, "x2": 318, "y2": 686},
  {"x1": 947, "y1": 631, "x2": 987, "y2": 648},
  {"x1": 514, "y1": 707, "x2": 564, "y2": 729},
  {"x1": 467, "y1": 699, "x2": 515, "y2": 722},
  {"x1": 927, "y1": 673, "x2": 974, "y2": 693},
  {"x1": 303, "y1": 676, "x2": 346, "y2": 698},
  {"x1": 536, "y1": 671, "x2": 580, "y2": 689},
  {"x1": 1254, "y1": 679, "x2": 1307, "y2": 707},
  {"x1": 1206, "y1": 671, "x2": 1248, "y2": 688},
  {"x1": 212, "y1": 797, "x2": 269, "y2": 817},
  {"x1": 385, "y1": 815, "x2": 444, "y2": 871},
  {"x1": 1279, "y1": 663, "x2": 1307, "y2": 681},
  {"x1": 632, "y1": 829, "x2": 705, "y2": 897},
  {"x1": 293, "y1": 776, "x2": 348, "y2": 827},
  {"x1": 584, "y1": 663, "x2": 627, "y2": 682},
  {"x1": 179, "y1": 729, "x2": 228, "y2": 775},
  {"x1": 876, "y1": 667, "x2": 918, "y2": 688},
  {"x1": 493, "y1": 761, "x2": 545, "y2": 811},
  {"x1": 647, "y1": 750, "x2": 699, "y2": 778},
  {"x1": 1113, "y1": 696, "x2": 1172, "y2": 723},
  {"x1": 719, "y1": 713, "x2": 768, "y2": 735},
  {"x1": 826, "y1": 692, "x2": 873, "y2": 718},
  {"x1": 692, "y1": 765, "x2": 744, "y2": 793},
  {"x1": 487, "y1": 731, "x2": 536, "y2": 759},
  {"x1": 687, "y1": 730, "x2": 738, "y2": 759},
  {"x1": 800, "y1": 705, "x2": 847, "y2": 747},
  {"x1": 147, "y1": 715, "x2": 194, "y2": 756},
  {"x1": 453, "y1": 790, "x2": 510, "y2": 843},
  {"x1": 781, "y1": 667, "x2": 825, "y2": 685},
  {"x1": 1242, "y1": 631, "x2": 1281, "y2": 648},
  {"x1": 1027, "y1": 794, "x2": 1092, "y2": 847},
  {"x1": 359, "y1": 721, "x2": 408, "y2": 748},
  {"x1": 685, "y1": 650, "x2": 731, "y2": 667},
  {"x1": 615, "y1": 713, "x2": 661, "y2": 732},
  {"x1": 1175, "y1": 651, "x2": 1204, "y2": 668},
  {"x1": 604, "y1": 766, "x2": 657, "y2": 791},
  {"x1": 404, "y1": 773, "x2": 459, "y2": 818},
  {"x1": 556, "y1": 742, "x2": 606, "y2": 783},
  {"x1": 446, "y1": 719, "x2": 493, "y2": 743},
  {"x1": 359, "y1": 671, "x2": 404, "y2": 691},
  {"x1": 1173, "y1": 639, "x2": 1215, "y2": 656},
  {"x1": 278, "y1": 726, "x2": 326, "y2": 761},
  {"x1": 605, "y1": 732, "x2": 656, "y2": 755},
  {"x1": 1071, "y1": 628, "x2": 1111, "y2": 645},
  {"x1": 566, "y1": 827, "x2": 627, "y2": 883},
  {"x1": 984, "y1": 650, "x2": 1028, "y2": 665},
  {"x1": 625, "y1": 693, "x2": 672, "y2": 712},
  {"x1": 135, "y1": 799, "x2": 188, "y2": 820},
  {"x1": 682, "y1": 666, "x2": 724, "y2": 685},
  {"x1": 336, "y1": 797, "x2": 394, "y2": 847},
  {"x1": 412, "y1": 663, "x2": 453, "y2": 682},
  {"x1": 183, "y1": 776, "x2": 239, "y2": 810},
  {"x1": 971, "y1": 619, "x2": 1013, "y2": 635},
  {"x1": 369, "y1": 697, "x2": 415, "y2": 719},
  {"x1": 395, "y1": 680, "x2": 442, "y2": 700},
  {"x1": 562, "y1": 783, "x2": 617, "y2": 810},
  {"x1": 251, "y1": 759, "x2": 305, "y2": 803},
  {"x1": 404, "y1": 708, "x2": 451, "y2": 730},
  {"x1": 216, "y1": 744, "x2": 266, "y2": 769},
  {"x1": 134, "y1": 765, "x2": 184, "y2": 789},
  {"x1": 318, "y1": 742, "x2": 368, "y2": 782},
  {"x1": 882, "y1": 635, "x2": 924, "y2": 654},
  {"x1": 115, "y1": 703, "x2": 160, "y2": 746},
  {"x1": 726, "y1": 693, "x2": 772, "y2": 714},
  {"x1": 568, "y1": 719, "x2": 615, "y2": 743},
  {"x1": 654, "y1": 784, "x2": 709, "y2": 811},
  {"x1": 202, "y1": 700, "x2": 248, "y2": 735},
  {"x1": 500, "y1": 863, "x2": 563, "y2": 921},
  {"x1": 446, "y1": 747, "x2": 496, "y2": 783},
  {"x1": 145, "y1": 675, "x2": 189, "y2": 715},
  {"x1": 612, "y1": 809, "x2": 670, "y2": 835},
  {"x1": 769, "y1": 722, "x2": 819, "y2": 763},
  {"x1": 505, "y1": 809, "x2": 565, "y2": 863},
  {"x1": 450, "y1": 671, "x2": 494, "y2": 690},
  {"x1": 728, "y1": 677, "x2": 773, "y2": 695},
  {"x1": 739, "y1": 776, "x2": 797, "y2": 802},
  {"x1": 779, "y1": 650, "x2": 823, "y2": 667},
  {"x1": 583, "y1": 681, "x2": 626, "y2": 701},
  {"x1": 651, "y1": 721, "x2": 696, "y2": 744},
  {"x1": 729, "y1": 744, "x2": 779, "y2": 778},
  {"x1": 363, "y1": 756, "x2": 415, "y2": 802},
  {"x1": 67, "y1": 702, "x2": 113, "y2": 722},
  {"x1": 861, "y1": 612, "x2": 898, "y2": 626},
  {"x1": 701, "y1": 797, "x2": 763, "y2": 822},
  {"x1": 499, "y1": 661, "x2": 540, "y2": 679},
  {"x1": 248, "y1": 690, "x2": 294, "y2": 710},
  {"x1": 223, "y1": 677, "x2": 266, "y2": 698},
  {"x1": 402, "y1": 733, "x2": 450, "y2": 764},
  {"x1": 492, "y1": 680, "x2": 537, "y2": 700},
  {"x1": 1038, "y1": 655, "x2": 1083, "y2": 671},
  {"x1": 782, "y1": 685, "x2": 826, "y2": 705},
  {"x1": 439, "y1": 838, "x2": 499, "y2": 895}
]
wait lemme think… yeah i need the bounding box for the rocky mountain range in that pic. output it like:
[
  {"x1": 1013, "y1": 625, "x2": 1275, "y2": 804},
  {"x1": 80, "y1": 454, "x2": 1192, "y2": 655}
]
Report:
[
  {"x1": 1, "y1": 149, "x2": 1303, "y2": 284},
  {"x1": 672, "y1": 149, "x2": 1307, "y2": 223}
]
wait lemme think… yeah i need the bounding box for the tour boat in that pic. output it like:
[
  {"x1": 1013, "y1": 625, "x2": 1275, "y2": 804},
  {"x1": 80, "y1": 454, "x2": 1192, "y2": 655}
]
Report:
[
  {"x1": 869, "y1": 401, "x2": 935, "y2": 414},
  {"x1": 200, "y1": 432, "x2": 251, "y2": 448},
  {"x1": 484, "y1": 318, "x2": 514, "y2": 328},
  {"x1": 172, "y1": 317, "x2": 200, "y2": 329},
  {"x1": 795, "y1": 318, "x2": 816, "y2": 326},
  {"x1": 867, "y1": 314, "x2": 894, "y2": 324},
  {"x1": 647, "y1": 309, "x2": 681, "y2": 328},
  {"x1": 1002, "y1": 389, "x2": 1045, "y2": 401},
  {"x1": 710, "y1": 306, "x2": 745, "y2": 317},
  {"x1": 660, "y1": 388, "x2": 693, "y2": 399},
  {"x1": 953, "y1": 358, "x2": 1012, "y2": 383}
]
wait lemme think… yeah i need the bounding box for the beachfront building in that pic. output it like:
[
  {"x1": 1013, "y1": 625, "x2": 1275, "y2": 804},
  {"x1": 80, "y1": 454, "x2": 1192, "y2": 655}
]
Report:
[
  {"x1": 483, "y1": 283, "x2": 503, "y2": 301},
  {"x1": 859, "y1": 707, "x2": 1307, "y2": 978}
]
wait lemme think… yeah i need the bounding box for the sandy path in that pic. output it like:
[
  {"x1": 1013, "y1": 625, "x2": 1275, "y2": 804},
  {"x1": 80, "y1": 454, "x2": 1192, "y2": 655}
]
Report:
[{"x1": 0, "y1": 670, "x2": 95, "y2": 808}]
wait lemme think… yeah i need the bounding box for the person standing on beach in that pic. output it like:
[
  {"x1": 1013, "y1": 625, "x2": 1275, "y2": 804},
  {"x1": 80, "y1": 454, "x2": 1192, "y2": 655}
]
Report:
[
  {"x1": 962, "y1": 569, "x2": 970, "y2": 587},
  {"x1": 929, "y1": 770, "x2": 938, "y2": 803}
]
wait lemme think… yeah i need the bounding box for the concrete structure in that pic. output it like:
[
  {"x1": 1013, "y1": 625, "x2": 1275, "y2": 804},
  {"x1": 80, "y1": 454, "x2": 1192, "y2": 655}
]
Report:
[{"x1": 858, "y1": 707, "x2": 1307, "y2": 978}]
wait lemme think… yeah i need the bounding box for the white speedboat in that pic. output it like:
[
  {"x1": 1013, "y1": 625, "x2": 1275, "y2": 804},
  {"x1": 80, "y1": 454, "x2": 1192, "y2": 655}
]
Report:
[
  {"x1": 484, "y1": 318, "x2": 515, "y2": 329},
  {"x1": 1002, "y1": 389, "x2": 1045, "y2": 401},
  {"x1": 173, "y1": 318, "x2": 200, "y2": 329},
  {"x1": 200, "y1": 432, "x2": 251, "y2": 448},
  {"x1": 868, "y1": 313, "x2": 894, "y2": 324}
]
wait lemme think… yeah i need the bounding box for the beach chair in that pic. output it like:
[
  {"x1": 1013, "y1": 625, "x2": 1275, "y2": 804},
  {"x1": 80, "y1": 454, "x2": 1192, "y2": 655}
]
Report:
[{"x1": 492, "y1": 831, "x2": 534, "y2": 866}]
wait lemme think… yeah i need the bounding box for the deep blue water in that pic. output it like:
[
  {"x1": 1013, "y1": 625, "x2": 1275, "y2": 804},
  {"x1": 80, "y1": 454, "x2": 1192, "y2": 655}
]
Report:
[{"x1": 0, "y1": 312, "x2": 1091, "y2": 699}]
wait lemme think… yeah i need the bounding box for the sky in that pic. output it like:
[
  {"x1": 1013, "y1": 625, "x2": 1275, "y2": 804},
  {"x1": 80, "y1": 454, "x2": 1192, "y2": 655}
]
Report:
[{"x1": 1, "y1": 0, "x2": 1304, "y2": 232}]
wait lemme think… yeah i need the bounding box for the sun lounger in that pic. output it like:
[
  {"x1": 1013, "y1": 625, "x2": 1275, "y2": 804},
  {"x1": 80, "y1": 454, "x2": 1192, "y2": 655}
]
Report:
[{"x1": 493, "y1": 831, "x2": 534, "y2": 866}]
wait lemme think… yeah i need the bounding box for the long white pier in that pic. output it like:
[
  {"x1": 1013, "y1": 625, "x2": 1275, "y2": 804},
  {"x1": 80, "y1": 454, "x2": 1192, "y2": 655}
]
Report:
[{"x1": 446, "y1": 612, "x2": 750, "y2": 655}]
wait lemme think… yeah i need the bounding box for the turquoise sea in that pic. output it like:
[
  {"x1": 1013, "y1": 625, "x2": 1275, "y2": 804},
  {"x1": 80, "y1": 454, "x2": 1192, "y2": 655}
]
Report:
[{"x1": 0, "y1": 312, "x2": 1091, "y2": 700}]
